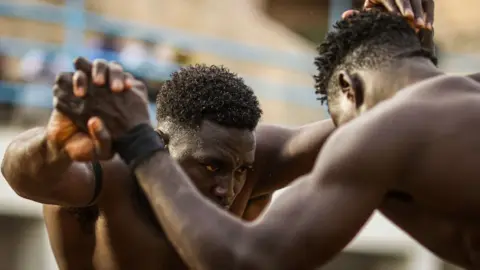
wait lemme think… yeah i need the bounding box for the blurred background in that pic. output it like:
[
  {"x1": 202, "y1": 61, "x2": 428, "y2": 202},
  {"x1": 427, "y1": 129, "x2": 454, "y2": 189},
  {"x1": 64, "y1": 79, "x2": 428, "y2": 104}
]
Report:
[{"x1": 0, "y1": 0, "x2": 478, "y2": 269}]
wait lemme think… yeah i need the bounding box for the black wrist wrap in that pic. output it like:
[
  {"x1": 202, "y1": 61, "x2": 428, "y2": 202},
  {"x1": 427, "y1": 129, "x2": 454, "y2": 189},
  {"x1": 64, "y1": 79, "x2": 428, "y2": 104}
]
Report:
[{"x1": 112, "y1": 124, "x2": 165, "y2": 170}]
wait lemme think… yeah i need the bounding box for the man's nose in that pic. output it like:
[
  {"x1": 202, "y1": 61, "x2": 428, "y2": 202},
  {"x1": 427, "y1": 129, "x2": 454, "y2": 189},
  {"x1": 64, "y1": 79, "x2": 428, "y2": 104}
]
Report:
[
  {"x1": 213, "y1": 178, "x2": 235, "y2": 204},
  {"x1": 213, "y1": 185, "x2": 234, "y2": 198}
]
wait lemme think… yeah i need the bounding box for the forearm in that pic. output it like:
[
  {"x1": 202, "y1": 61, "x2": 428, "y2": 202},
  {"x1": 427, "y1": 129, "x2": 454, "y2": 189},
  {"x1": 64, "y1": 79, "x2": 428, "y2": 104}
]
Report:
[
  {"x1": 1, "y1": 127, "x2": 72, "y2": 200},
  {"x1": 135, "y1": 151, "x2": 247, "y2": 269},
  {"x1": 135, "y1": 152, "x2": 351, "y2": 270}
]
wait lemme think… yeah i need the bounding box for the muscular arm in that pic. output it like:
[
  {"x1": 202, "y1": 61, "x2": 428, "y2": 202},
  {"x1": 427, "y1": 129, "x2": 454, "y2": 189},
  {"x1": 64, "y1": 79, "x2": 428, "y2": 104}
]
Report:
[
  {"x1": 1, "y1": 127, "x2": 95, "y2": 206},
  {"x1": 134, "y1": 105, "x2": 414, "y2": 269},
  {"x1": 251, "y1": 119, "x2": 335, "y2": 196},
  {"x1": 43, "y1": 205, "x2": 97, "y2": 270}
]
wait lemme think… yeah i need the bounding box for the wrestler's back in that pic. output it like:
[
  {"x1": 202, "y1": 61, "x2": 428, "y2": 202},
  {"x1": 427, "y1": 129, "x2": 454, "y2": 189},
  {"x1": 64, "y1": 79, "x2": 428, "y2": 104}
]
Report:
[{"x1": 373, "y1": 74, "x2": 480, "y2": 268}]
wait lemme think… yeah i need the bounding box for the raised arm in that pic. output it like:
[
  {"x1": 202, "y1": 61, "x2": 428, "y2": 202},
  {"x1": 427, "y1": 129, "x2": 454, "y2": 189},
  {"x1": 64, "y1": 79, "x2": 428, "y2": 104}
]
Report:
[
  {"x1": 51, "y1": 57, "x2": 414, "y2": 269},
  {"x1": 240, "y1": 120, "x2": 335, "y2": 220},
  {"x1": 1, "y1": 126, "x2": 96, "y2": 206},
  {"x1": 250, "y1": 120, "x2": 335, "y2": 196},
  {"x1": 134, "y1": 106, "x2": 415, "y2": 269},
  {"x1": 1, "y1": 72, "x2": 114, "y2": 207}
]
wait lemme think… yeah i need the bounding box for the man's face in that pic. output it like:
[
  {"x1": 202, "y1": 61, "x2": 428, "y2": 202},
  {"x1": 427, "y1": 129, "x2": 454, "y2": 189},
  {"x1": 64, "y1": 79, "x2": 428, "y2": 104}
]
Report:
[{"x1": 161, "y1": 120, "x2": 256, "y2": 209}]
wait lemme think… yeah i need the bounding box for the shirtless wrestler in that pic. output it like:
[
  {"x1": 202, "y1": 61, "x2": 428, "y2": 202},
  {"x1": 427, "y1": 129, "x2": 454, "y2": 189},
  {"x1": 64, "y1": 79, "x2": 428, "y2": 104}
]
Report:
[{"x1": 50, "y1": 6, "x2": 480, "y2": 270}]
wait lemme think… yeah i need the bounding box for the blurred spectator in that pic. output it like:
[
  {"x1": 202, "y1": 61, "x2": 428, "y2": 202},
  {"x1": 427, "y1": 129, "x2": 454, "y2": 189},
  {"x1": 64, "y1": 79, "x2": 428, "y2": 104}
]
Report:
[
  {"x1": 20, "y1": 50, "x2": 69, "y2": 84},
  {"x1": 120, "y1": 39, "x2": 154, "y2": 72},
  {"x1": 14, "y1": 50, "x2": 69, "y2": 126},
  {"x1": 0, "y1": 49, "x2": 15, "y2": 124},
  {"x1": 88, "y1": 32, "x2": 122, "y2": 62}
]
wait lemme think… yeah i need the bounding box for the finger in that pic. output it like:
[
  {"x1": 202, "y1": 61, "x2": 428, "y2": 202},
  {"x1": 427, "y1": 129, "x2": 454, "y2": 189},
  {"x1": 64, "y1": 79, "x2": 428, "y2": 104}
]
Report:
[
  {"x1": 342, "y1": 10, "x2": 359, "y2": 19},
  {"x1": 92, "y1": 59, "x2": 109, "y2": 86},
  {"x1": 52, "y1": 84, "x2": 72, "y2": 101},
  {"x1": 124, "y1": 72, "x2": 135, "y2": 89},
  {"x1": 411, "y1": 0, "x2": 425, "y2": 28},
  {"x1": 54, "y1": 97, "x2": 89, "y2": 132},
  {"x1": 73, "y1": 57, "x2": 93, "y2": 75},
  {"x1": 365, "y1": 0, "x2": 399, "y2": 14},
  {"x1": 73, "y1": 71, "x2": 88, "y2": 97},
  {"x1": 395, "y1": 0, "x2": 414, "y2": 20},
  {"x1": 423, "y1": 0, "x2": 434, "y2": 30},
  {"x1": 54, "y1": 72, "x2": 73, "y2": 90},
  {"x1": 87, "y1": 117, "x2": 112, "y2": 159},
  {"x1": 47, "y1": 110, "x2": 78, "y2": 144},
  {"x1": 108, "y1": 62, "x2": 125, "y2": 92},
  {"x1": 131, "y1": 79, "x2": 149, "y2": 102},
  {"x1": 64, "y1": 133, "x2": 96, "y2": 162}
]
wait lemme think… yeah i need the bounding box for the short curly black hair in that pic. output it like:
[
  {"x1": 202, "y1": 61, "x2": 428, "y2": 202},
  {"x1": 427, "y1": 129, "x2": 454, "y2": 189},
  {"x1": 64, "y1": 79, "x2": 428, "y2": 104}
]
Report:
[
  {"x1": 156, "y1": 64, "x2": 262, "y2": 131},
  {"x1": 314, "y1": 10, "x2": 436, "y2": 105}
]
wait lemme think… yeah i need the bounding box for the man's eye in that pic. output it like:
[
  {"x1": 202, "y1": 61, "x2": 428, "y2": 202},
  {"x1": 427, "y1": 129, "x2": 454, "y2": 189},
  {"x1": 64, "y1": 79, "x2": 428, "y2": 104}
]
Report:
[
  {"x1": 205, "y1": 165, "x2": 219, "y2": 172},
  {"x1": 236, "y1": 166, "x2": 251, "y2": 174}
]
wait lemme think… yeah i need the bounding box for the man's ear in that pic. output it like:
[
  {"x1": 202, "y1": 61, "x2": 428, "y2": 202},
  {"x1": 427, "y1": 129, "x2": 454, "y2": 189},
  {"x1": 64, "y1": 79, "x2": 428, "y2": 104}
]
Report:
[
  {"x1": 156, "y1": 129, "x2": 169, "y2": 148},
  {"x1": 338, "y1": 71, "x2": 364, "y2": 108}
]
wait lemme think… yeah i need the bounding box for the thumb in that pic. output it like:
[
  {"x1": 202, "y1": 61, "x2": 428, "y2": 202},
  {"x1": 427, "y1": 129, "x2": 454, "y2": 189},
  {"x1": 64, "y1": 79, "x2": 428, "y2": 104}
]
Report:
[
  {"x1": 88, "y1": 117, "x2": 112, "y2": 160},
  {"x1": 64, "y1": 133, "x2": 96, "y2": 162}
]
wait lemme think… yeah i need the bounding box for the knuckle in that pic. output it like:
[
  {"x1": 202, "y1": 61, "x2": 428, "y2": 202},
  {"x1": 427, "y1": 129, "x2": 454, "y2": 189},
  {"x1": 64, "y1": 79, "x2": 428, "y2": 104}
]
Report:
[
  {"x1": 93, "y1": 59, "x2": 107, "y2": 68},
  {"x1": 55, "y1": 72, "x2": 72, "y2": 83},
  {"x1": 109, "y1": 62, "x2": 123, "y2": 71}
]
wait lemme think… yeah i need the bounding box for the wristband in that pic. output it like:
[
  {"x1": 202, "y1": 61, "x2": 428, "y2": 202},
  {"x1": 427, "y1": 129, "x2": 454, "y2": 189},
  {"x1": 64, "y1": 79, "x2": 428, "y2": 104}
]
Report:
[{"x1": 112, "y1": 123, "x2": 165, "y2": 170}]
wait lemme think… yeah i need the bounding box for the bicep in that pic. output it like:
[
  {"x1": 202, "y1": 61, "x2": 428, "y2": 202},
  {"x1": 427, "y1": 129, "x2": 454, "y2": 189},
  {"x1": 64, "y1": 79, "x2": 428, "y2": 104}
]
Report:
[
  {"x1": 252, "y1": 120, "x2": 335, "y2": 196},
  {"x1": 248, "y1": 169, "x2": 385, "y2": 268},
  {"x1": 245, "y1": 116, "x2": 408, "y2": 268}
]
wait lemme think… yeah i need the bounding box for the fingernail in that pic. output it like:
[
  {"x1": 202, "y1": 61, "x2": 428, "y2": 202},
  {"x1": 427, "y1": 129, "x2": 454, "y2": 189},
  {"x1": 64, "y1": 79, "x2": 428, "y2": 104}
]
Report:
[
  {"x1": 405, "y1": 9, "x2": 414, "y2": 19},
  {"x1": 416, "y1": 18, "x2": 425, "y2": 27},
  {"x1": 93, "y1": 120, "x2": 102, "y2": 131},
  {"x1": 113, "y1": 80, "x2": 123, "y2": 91},
  {"x1": 95, "y1": 75, "x2": 105, "y2": 85},
  {"x1": 74, "y1": 87, "x2": 85, "y2": 97},
  {"x1": 125, "y1": 78, "x2": 134, "y2": 88}
]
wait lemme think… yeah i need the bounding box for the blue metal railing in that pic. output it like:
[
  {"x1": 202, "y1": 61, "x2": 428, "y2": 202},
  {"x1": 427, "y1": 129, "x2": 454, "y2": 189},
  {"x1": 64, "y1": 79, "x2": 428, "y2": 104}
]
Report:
[
  {"x1": 0, "y1": 1, "x2": 326, "y2": 111},
  {"x1": 0, "y1": 2, "x2": 316, "y2": 73}
]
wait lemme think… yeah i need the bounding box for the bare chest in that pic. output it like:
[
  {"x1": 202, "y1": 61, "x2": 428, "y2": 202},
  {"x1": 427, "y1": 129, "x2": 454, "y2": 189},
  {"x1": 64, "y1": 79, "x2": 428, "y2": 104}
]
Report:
[{"x1": 93, "y1": 185, "x2": 186, "y2": 270}]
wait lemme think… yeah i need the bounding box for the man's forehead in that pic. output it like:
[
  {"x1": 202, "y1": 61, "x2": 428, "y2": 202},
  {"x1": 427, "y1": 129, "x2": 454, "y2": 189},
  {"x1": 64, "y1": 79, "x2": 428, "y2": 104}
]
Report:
[{"x1": 198, "y1": 121, "x2": 254, "y2": 144}]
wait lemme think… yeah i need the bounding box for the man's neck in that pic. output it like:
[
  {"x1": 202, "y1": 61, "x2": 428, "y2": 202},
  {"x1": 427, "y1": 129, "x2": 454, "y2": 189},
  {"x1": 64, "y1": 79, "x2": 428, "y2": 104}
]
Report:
[{"x1": 386, "y1": 57, "x2": 444, "y2": 92}]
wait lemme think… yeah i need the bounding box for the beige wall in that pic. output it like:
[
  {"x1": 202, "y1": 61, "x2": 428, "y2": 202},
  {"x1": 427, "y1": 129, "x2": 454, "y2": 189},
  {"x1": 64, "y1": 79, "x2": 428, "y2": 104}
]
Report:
[{"x1": 431, "y1": 0, "x2": 480, "y2": 52}]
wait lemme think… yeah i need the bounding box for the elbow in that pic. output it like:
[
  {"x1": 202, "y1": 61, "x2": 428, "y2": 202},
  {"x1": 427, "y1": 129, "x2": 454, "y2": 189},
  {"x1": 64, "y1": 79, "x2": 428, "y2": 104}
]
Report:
[
  {"x1": 1, "y1": 145, "x2": 36, "y2": 200},
  {"x1": 1, "y1": 162, "x2": 32, "y2": 200},
  {"x1": 1, "y1": 148, "x2": 21, "y2": 192}
]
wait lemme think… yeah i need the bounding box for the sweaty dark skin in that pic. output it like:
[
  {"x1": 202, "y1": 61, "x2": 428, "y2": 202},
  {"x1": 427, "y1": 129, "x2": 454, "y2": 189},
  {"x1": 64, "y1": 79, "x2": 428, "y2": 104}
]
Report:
[
  {"x1": 64, "y1": 64, "x2": 480, "y2": 270},
  {"x1": 1, "y1": 60, "x2": 333, "y2": 269},
  {"x1": 51, "y1": 15, "x2": 480, "y2": 270}
]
